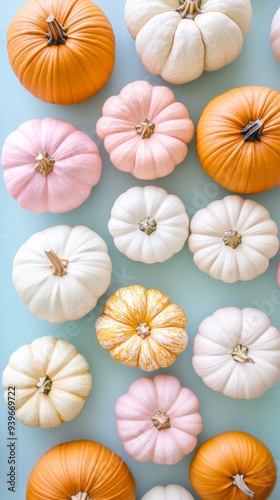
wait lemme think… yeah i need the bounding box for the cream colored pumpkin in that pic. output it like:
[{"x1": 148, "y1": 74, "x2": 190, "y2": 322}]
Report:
[
  {"x1": 193, "y1": 307, "x2": 280, "y2": 399},
  {"x1": 124, "y1": 0, "x2": 252, "y2": 84},
  {"x1": 188, "y1": 195, "x2": 279, "y2": 283},
  {"x1": 108, "y1": 185, "x2": 189, "y2": 264},
  {"x1": 142, "y1": 484, "x2": 194, "y2": 500},
  {"x1": 12, "y1": 225, "x2": 112, "y2": 323},
  {"x1": 2, "y1": 336, "x2": 92, "y2": 428}
]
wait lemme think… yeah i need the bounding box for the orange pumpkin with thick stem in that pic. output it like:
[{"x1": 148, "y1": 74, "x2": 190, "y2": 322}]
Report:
[
  {"x1": 26, "y1": 440, "x2": 136, "y2": 500},
  {"x1": 7, "y1": 0, "x2": 115, "y2": 105},
  {"x1": 189, "y1": 431, "x2": 277, "y2": 500},
  {"x1": 196, "y1": 86, "x2": 280, "y2": 193}
]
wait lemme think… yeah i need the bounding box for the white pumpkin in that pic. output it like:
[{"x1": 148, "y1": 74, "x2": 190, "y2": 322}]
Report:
[
  {"x1": 141, "y1": 484, "x2": 195, "y2": 500},
  {"x1": 2, "y1": 336, "x2": 92, "y2": 428},
  {"x1": 188, "y1": 195, "x2": 279, "y2": 283},
  {"x1": 108, "y1": 185, "x2": 189, "y2": 264},
  {"x1": 124, "y1": 0, "x2": 252, "y2": 84},
  {"x1": 12, "y1": 225, "x2": 112, "y2": 323},
  {"x1": 192, "y1": 307, "x2": 280, "y2": 399}
]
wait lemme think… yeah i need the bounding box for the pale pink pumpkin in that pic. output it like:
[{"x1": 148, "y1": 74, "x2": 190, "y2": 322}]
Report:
[
  {"x1": 270, "y1": 8, "x2": 280, "y2": 61},
  {"x1": 1, "y1": 117, "x2": 102, "y2": 213},
  {"x1": 96, "y1": 80, "x2": 194, "y2": 180},
  {"x1": 115, "y1": 374, "x2": 203, "y2": 465}
]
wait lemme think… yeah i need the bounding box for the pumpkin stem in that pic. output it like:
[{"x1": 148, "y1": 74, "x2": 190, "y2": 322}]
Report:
[
  {"x1": 176, "y1": 0, "x2": 201, "y2": 19},
  {"x1": 223, "y1": 230, "x2": 242, "y2": 249},
  {"x1": 135, "y1": 118, "x2": 155, "y2": 139},
  {"x1": 46, "y1": 14, "x2": 68, "y2": 45},
  {"x1": 241, "y1": 118, "x2": 264, "y2": 142},
  {"x1": 232, "y1": 344, "x2": 255, "y2": 364},
  {"x1": 35, "y1": 375, "x2": 52, "y2": 395},
  {"x1": 139, "y1": 216, "x2": 157, "y2": 235},
  {"x1": 232, "y1": 473, "x2": 255, "y2": 498},
  {"x1": 45, "y1": 249, "x2": 68, "y2": 276},
  {"x1": 151, "y1": 410, "x2": 171, "y2": 430},
  {"x1": 71, "y1": 493, "x2": 92, "y2": 500},
  {"x1": 35, "y1": 151, "x2": 55, "y2": 176},
  {"x1": 136, "y1": 322, "x2": 151, "y2": 339}
]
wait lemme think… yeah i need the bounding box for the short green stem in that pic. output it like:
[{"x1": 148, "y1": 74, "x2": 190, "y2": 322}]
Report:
[
  {"x1": 232, "y1": 344, "x2": 255, "y2": 364},
  {"x1": 139, "y1": 216, "x2": 157, "y2": 235},
  {"x1": 36, "y1": 375, "x2": 52, "y2": 395},
  {"x1": 176, "y1": 0, "x2": 201, "y2": 19},
  {"x1": 223, "y1": 230, "x2": 242, "y2": 249}
]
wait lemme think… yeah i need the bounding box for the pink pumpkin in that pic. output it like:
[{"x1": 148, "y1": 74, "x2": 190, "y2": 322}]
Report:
[
  {"x1": 1, "y1": 117, "x2": 102, "y2": 213},
  {"x1": 270, "y1": 8, "x2": 280, "y2": 61},
  {"x1": 115, "y1": 374, "x2": 203, "y2": 465},
  {"x1": 96, "y1": 80, "x2": 194, "y2": 180}
]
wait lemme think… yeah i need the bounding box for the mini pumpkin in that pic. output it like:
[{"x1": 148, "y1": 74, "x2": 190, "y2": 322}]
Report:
[
  {"x1": 2, "y1": 336, "x2": 92, "y2": 428},
  {"x1": 192, "y1": 307, "x2": 280, "y2": 399},
  {"x1": 115, "y1": 374, "x2": 203, "y2": 464},
  {"x1": 270, "y1": 7, "x2": 280, "y2": 61},
  {"x1": 1, "y1": 117, "x2": 102, "y2": 213},
  {"x1": 26, "y1": 439, "x2": 136, "y2": 499},
  {"x1": 189, "y1": 431, "x2": 277, "y2": 500},
  {"x1": 7, "y1": 0, "x2": 115, "y2": 104},
  {"x1": 108, "y1": 186, "x2": 189, "y2": 263},
  {"x1": 188, "y1": 195, "x2": 279, "y2": 283},
  {"x1": 95, "y1": 285, "x2": 188, "y2": 371},
  {"x1": 196, "y1": 86, "x2": 280, "y2": 193},
  {"x1": 124, "y1": 0, "x2": 252, "y2": 85},
  {"x1": 96, "y1": 80, "x2": 194, "y2": 179},
  {"x1": 12, "y1": 225, "x2": 112, "y2": 323},
  {"x1": 141, "y1": 484, "x2": 194, "y2": 500}
]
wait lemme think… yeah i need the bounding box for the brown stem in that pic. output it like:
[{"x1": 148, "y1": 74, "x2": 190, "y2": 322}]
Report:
[
  {"x1": 139, "y1": 216, "x2": 157, "y2": 235},
  {"x1": 71, "y1": 493, "x2": 92, "y2": 500},
  {"x1": 45, "y1": 249, "x2": 68, "y2": 276},
  {"x1": 135, "y1": 118, "x2": 155, "y2": 138},
  {"x1": 35, "y1": 151, "x2": 55, "y2": 176},
  {"x1": 223, "y1": 230, "x2": 242, "y2": 249},
  {"x1": 241, "y1": 118, "x2": 264, "y2": 142},
  {"x1": 46, "y1": 14, "x2": 68, "y2": 45},
  {"x1": 176, "y1": 0, "x2": 201, "y2": 19},
  {"x1": 232, "y1": 474, "x2": 255, "y2": 498},
  {"x1": 35, "y1": 375, "x2": 52, "y2": 395},
  {"x1": 151, "y1": 410, "x2": 171, "y2": 430},
  {"x1": 232, "y1": 344, "x2": 255, "y2": 364},
  {"x1": 136, "y1": 322, "x2": 151, "y2": 339}
]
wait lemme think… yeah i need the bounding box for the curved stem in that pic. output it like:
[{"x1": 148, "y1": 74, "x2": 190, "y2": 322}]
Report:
[
  {"x1": 139, "y1": 216, "x2": 157, "y2": 235},
  {"x1": 35, "y1": 375, "x2": 52, "y2": 395},
  {"x1": 241, "y1": 118, "x2": 264, "y2": 142},
  {"x1": 223, "y1": 230, "x2": 242, "y2": 249},
  {"x1": 71, "y1": 493, "x2": 92, "y2": 500},
  {"x1": 176, "y1": 0, "x2": 201, "y2": 19},
  {"x1": 35, "y1": 151, "x2": 55, "y2": 176},
  {"x1": 232, "y1": 474, "x2": 255, "y2": 498},
  {"x1": 232, "y1": 344, "x2": 255, "y2": 364},
  {"x1": 135, "y1": 118, "x2": 155, "y2": 139},
  {"x1": 46, "y1": 14, "x2": 68, "y2": 45},
  {"x1": 151, "y1": 410, "x2": 171, "y2": 430},
  {"x1": 45, "y1": 249, "x2": 68, "y2": 276}
]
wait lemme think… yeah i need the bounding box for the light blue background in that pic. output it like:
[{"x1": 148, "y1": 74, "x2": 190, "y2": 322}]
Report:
[{"x1": 1, "y1": 1, "x2": 280, "y2": 498}]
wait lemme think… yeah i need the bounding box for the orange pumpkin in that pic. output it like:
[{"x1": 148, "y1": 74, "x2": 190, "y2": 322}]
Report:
[
  {"x1": 26, "y1": 440, "x2": 136, "y2": 500},
  {"x1": 7, "y1": 0, "x2": 115, "y2": 105},
  {"x1": 196, "y1": 86, "x2": 280, "y2": 193},
  {"x1": 189, "y1": 431, "x2": 277, "y2": 500}
]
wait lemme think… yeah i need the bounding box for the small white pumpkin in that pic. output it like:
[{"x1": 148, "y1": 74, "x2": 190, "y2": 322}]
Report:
[
  {"x1": 192, "y1": 307, "x2": 280, "y2": 399},
  {"x1": 188, "y1": 195, "x2": 279, "y2": 283},
  {"x1": 141, "y1": 484, "x2": 194, "y2": 500},
  {"x1": 2, "y1": 336, "x2": 92, "y2": 428},
  {"x1": 124, "y1": 0, "x2": 252, "y2": 84},
  {"x1": 108, "y1": 185, "x2": 189, "y2": 264},
  {"x1": 12, "y1": 225, "x2": 112, "y2": 323}
]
